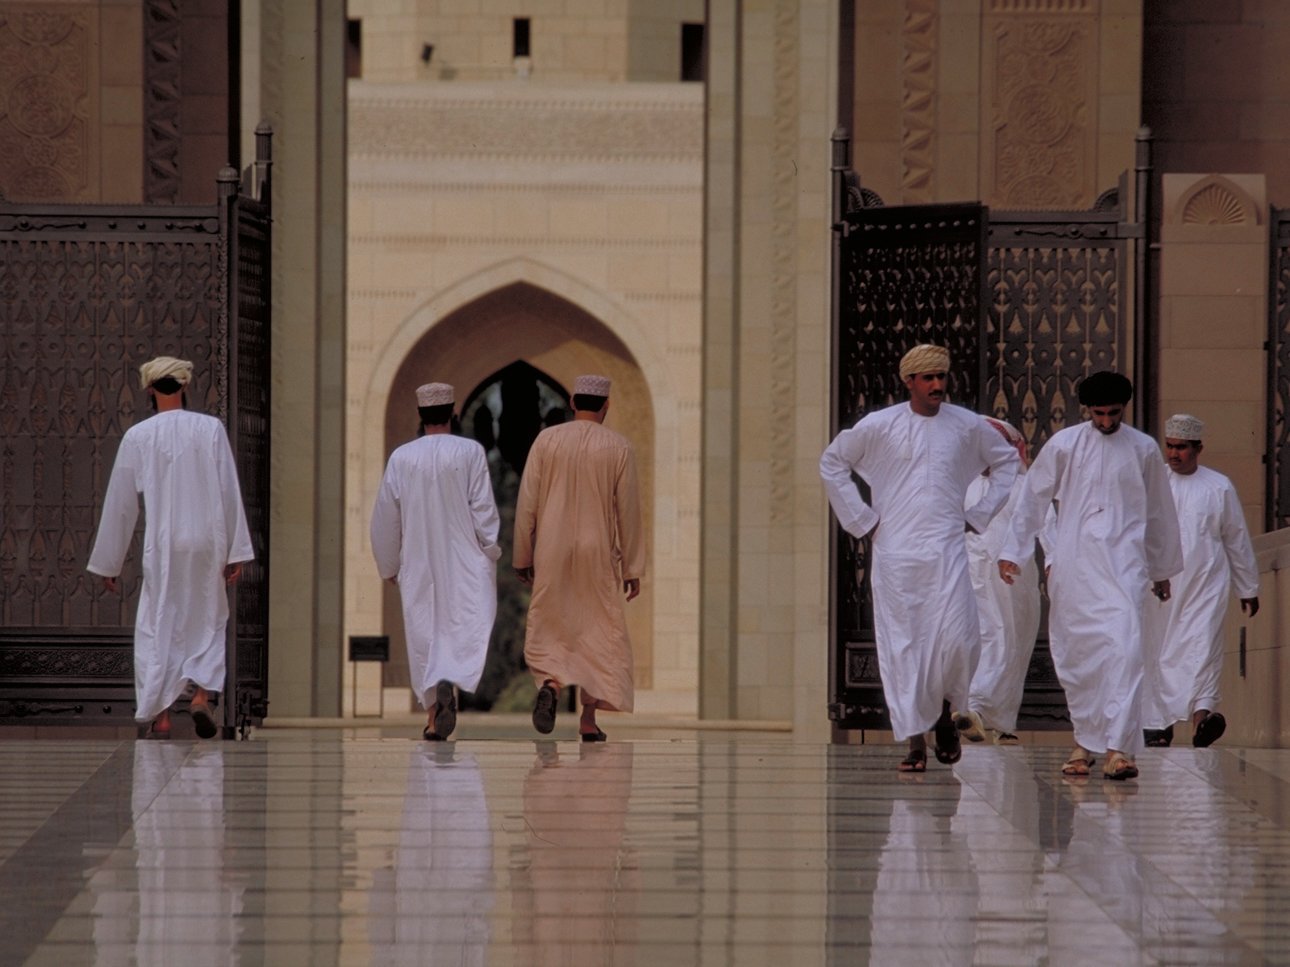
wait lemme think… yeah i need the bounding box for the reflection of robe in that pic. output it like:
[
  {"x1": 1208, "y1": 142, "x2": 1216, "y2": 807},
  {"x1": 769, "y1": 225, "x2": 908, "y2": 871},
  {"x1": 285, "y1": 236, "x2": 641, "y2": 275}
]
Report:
[
  {"x1": 1142, "y1": 466, "x2": 1259, "y2": 727},
  {"x1": 87, "y1": 411, "x2": 254, "y2": 721},
  {"x1": 368, "y1": 747, "x2": 494, "y2": 964},
  {"x1": 1003, "y1": 422, "x2": 1182, "y2": 756},
  {"x1": 371, "y1": 434, "x2": 501, "y2": 698},
  {"x1": 515, "y1": 743, "x2": 637, "y2": 963},
  {"x1": 91, "y1": 744, "x2": 242, "y2": 966},
  {"x1": 870, "y1": 782, "x2": 975, "y2": 965},
  {"x1": 513, "y1": 421, "x2": 645, "y2": 711},
  {"x1": 965, "y1": 475, "x2": 1041, "y2": 731},
  {"x1": 952, "y1": 749, "x2": 1048, "y2": 961},
  {"x1": 820, "y1": 402, "x2": 1017, "y2": 739}
]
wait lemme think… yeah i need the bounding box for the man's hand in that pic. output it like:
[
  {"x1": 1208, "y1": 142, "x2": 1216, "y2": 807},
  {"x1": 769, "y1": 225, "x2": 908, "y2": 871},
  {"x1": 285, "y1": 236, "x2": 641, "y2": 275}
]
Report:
[
  {"x1": 624, "y1": 578, "x2": 640, "y2": 601},
  {"x1": 385, "y1": 575, "x2": 398, "y2": 586},
  {"x1": 998, "y1": 560, "x2": 1020, "y2": 586},
  {"x1": 225, "y1": 562, "x2": 243, "y2": 585},
  {"x1": 1241, "y1": 596, "x2": 1260, "y2": 618},
  {"x1": 1152, "y1": 579, "x2": 1171, "y2": 602},
  {"x1": 102, "y1": 576, "x2": 119, "y2": 593},
  {"x1": 515, "y1": 566, "x2": 534, "y2": 587}
]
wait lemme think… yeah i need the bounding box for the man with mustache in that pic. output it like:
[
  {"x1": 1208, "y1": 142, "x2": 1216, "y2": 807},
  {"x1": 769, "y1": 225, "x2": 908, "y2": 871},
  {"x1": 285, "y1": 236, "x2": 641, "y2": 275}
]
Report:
[
  {"x1": 999, "y1": 371, "x2": 1183, "y2": 781},
  {"x1": 1140, "y1": 413, "x2": 1259, "y2": 749},
  {"x1": 821, "y1": 344, "x2": 1019, "y2": 772}
]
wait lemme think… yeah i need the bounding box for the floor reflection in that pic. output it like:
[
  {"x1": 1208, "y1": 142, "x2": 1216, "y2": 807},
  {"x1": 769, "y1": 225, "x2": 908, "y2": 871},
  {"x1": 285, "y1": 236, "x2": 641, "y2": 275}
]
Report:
[
  {"x1": 9, "y1": 735, "x2": 1290, "y2": 964},
  {"x1": 89, "y1": 743, "x2": 243, "y2": 966},
  {"x1": 511, "y1": 741, "x2": 637, "y2": 964},
  {"x1": 368, "y1": 745, "x2": 494, "y2": 964}
]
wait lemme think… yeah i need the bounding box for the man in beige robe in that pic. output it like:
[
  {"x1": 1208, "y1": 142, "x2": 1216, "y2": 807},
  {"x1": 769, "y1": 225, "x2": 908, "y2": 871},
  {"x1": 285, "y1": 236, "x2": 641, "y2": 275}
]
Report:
[{"x1": 513, "y1": 374, "x2": 645, "y2": 741}]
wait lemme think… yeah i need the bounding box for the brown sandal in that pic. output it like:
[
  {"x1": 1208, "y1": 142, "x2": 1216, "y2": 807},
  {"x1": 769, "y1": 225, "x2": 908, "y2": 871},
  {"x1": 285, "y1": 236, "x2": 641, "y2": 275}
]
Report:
[
  {"x1": 898, "y1": 749, "x2": 927, "y2": 773},
  {"x1": 1061, "y1": 747, "x2": 1095, "y2": 777},
  {"x1": 1102, "y1": 751, "x2": 1139, "y2": 781}
]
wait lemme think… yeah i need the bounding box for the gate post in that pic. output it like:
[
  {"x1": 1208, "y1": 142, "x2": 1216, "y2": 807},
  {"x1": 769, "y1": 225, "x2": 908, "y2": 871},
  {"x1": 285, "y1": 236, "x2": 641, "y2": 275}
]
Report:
[
  {"x1": 218, "y1": 164, "x2": 240, "y2": 738},
  {"x1": 1134, "y1": 126, "x2": 1155, "y2": 435},
  {"x1": 828, "y1": 127, "x2": 849, "y2": 736}
]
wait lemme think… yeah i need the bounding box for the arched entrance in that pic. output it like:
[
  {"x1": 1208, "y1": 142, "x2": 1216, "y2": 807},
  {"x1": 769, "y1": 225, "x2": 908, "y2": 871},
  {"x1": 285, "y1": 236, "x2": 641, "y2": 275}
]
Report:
[{"x1": 376, "y1": 282, "x2": 655, "y2": 710}]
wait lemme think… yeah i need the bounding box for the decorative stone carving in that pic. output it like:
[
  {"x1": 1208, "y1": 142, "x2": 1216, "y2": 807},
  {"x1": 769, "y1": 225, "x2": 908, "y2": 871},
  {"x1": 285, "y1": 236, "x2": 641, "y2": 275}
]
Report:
[
  {"x1": 1177, "y1": 177, "x2": 1259, "y2": 226},
  {"x1": 144, "y1": 0, "x2": 182, "y2": 204},
  {"x1": 984, "y1": 5, "x2": 1098, "y2": 209},
  {"x1": 0, "y1": 7, "x2": 93, "y2": 201},
  {"x1": 901, "y1": 0, "x2": 937, "y2": 204},
  {"x1": 769, "y1": 0, "x2": 799, "y2": 523}
]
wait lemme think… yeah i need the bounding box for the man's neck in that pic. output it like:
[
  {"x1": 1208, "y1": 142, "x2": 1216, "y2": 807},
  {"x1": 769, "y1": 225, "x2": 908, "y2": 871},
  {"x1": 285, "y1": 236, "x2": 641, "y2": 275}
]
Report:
[
  {"x1": 422, "y1": 423, "x2": 451, "y2": 436},
  {"x1": 574, "y1": 411, "x2": 603, "y2": 423},
  {"x1": 155, "y1": 393, "x2": 182, "y2": 413}
]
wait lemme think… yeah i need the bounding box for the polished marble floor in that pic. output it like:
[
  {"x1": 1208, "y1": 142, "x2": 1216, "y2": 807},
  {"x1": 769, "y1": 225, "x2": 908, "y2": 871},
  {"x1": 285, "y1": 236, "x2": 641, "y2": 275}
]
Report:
[{"x1": 3, "y1": 726, "x2": 1290, "y2": 966}]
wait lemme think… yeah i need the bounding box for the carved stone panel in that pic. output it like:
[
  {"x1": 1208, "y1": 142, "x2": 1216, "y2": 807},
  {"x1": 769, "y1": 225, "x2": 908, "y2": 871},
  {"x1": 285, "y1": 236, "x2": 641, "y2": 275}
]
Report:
[
  {"x1": 983, "y1": 2, "x2": 1100, "y2": 209},
  {"x1": 0, "y1": 6, "x2": 97, "y2": 201}
]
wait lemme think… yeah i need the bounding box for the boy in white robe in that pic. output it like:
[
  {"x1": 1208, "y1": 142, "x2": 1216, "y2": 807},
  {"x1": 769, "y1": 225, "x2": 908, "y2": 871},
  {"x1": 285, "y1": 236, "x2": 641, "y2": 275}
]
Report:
[
  {"x1": 88, "y1": 356, "x2": 254, "y2": 738},
  {"x1": 958, "y1": 418, "x2": 1042, "y2": 745},
  {"x1": 1142, "y1": 414, "x2": 1259, "y2": 748},
  {"x1": 371, "y1": 383, "x2": 502, "y2": 740},
  {"x1": 1000, "y1": 371, "x2": 1183, "y2": 781},
  {"x1": 821, "y1": 345, "x2": 1019, "y2": 772}
]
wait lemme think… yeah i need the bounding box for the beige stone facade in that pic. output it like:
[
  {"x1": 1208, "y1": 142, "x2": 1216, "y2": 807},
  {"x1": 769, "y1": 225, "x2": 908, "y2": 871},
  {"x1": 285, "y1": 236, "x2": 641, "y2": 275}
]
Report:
[{"x1": 344, "y1": 78, "x2": 703, "y2": 715}]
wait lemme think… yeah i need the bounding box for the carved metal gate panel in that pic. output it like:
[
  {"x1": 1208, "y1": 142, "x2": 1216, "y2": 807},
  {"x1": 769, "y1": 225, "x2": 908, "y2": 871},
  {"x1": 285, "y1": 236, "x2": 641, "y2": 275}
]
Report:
[
  {"x1": 1268, "y1": 209, "x2": 1290, "y2": 531},
  {"x1": 0, "y1": 146, "x2": 272, "y2": 730},
  {"x1": 829, "y1": 194, "x2": 988, "y2": 729}
]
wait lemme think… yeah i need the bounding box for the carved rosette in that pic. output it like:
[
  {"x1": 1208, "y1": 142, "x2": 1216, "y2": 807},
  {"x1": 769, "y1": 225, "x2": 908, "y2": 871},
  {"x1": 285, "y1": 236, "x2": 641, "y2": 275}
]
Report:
[
  {"x1": 0, "y1": 8, "x2": 93, "y2": 201},
  {"x1": 985, "y1": 2, "x2": 1098, "y2": 209}
]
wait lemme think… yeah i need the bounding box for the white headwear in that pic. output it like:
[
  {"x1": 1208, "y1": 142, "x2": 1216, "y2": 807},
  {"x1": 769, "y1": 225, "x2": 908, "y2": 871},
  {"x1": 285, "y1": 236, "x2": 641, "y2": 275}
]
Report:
[
  {"x1": 1165, "y1": 413, "x2": 1204, "y2": 440},
  {"x1": 574, "y1": 374, "x2": 611, "y2": 397},
  {"x1": 416, "y1": 383, "x2": 454, "y2": 407},
  {"x1": 899, "y1": 344, "x2": 950, "y2": 379},
  {"x1": 139, "y1": 356, "x2": 193, "y2": 389},
  {"x1": 984, "y1": 417, "x2": 1024, "y2": 445}
]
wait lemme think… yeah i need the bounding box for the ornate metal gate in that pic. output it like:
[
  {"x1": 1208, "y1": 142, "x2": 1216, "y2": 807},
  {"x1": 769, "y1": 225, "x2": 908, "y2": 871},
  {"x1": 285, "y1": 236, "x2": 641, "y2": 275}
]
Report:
[
  {"x1": 828, "y1": 130, "x2": 1146, "y2": 732},
  {"x1": 0, "y1": 133, "x2": 273, "y2": 732},
  {"x1": 1268, "y1": 209, "x2": 1290, "y2": 531}
]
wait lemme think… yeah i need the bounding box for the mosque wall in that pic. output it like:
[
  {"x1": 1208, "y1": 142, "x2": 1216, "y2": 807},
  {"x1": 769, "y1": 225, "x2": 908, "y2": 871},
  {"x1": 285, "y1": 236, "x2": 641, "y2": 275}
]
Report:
[{"x1": 344, "y1": 81, "x2": 703, "y2": 716}]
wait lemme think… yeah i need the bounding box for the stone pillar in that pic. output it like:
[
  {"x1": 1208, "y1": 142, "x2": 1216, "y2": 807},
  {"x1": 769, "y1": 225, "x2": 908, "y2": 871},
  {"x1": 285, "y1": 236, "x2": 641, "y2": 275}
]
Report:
[
  {"x1": 701, "y1": 0, "x2": 834, "y2": 737},
  {"x1": 1159, "y1": 173, "x2": 1268, "y2": 531},
  {"x1": 256, "y1": 0, "x2": 348, "y2": 716}
]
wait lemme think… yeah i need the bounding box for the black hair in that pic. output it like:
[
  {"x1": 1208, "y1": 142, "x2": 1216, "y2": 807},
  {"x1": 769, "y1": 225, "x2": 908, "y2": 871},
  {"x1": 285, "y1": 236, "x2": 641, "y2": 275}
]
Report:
[
  {"x1": 572, "y1": 393, "x2": 607, "y2": 413},
  {"x1": 152, "y1": 376, "x2": 183, "y2": 395},
  {"x1": 418, "y1": 403, "x2": 454, "y2": 426}
]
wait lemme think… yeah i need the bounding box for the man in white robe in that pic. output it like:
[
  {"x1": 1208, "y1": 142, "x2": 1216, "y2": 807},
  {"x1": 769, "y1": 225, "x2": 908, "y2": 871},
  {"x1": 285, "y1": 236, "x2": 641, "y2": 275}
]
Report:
[
  {"x1": 1000, "y1": 371, "x2": 1183, "y2": 781},
  {"x1": 88, "y1": 356, "x2": 253, "y2": 738},
  {"x1": 958, "y1": 418, "x2": 1042, "y2": 745},
  {"x1": 1142, "y1": 413, "x2": 1259, "y2": 748},
  {"x1": 821, "y1": 345, "x2": 1018, "y2": 772},
  {"x1": 371, "y1": 382, "x2": 501, "y2": 740}
]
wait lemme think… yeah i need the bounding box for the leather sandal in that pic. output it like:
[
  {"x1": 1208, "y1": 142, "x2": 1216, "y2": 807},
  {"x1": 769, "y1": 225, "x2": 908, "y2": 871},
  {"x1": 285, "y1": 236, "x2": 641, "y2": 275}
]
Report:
[
  {"x1": 898, "y1": 748, "x2": 927, "y2": 773},
  {"x1": 1061, "y1": 747, "x2": 1095, "y2": 777},
  {"x1": 1102, "y1": 751, "x2": 1139, "y2": 781}
]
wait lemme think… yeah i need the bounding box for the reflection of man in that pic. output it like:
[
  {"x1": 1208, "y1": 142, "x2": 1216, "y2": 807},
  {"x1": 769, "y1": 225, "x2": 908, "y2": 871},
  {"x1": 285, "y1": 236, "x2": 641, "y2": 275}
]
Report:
[
  {"x1": 958, "y1": 418, "x2": 1042, "y2": 745},
  {"x1": 513, "y1": 375, "x2": 645, "y2": 741},
  {"x1": 371, "y1": 382, "x2": 502, "y2": 740},
  {"x1": 820, "y1": 345, "x2": 1018, "y2": 772},
  {"x1": 88, "y1": 356, "x2": 253, "y2": 739},
  {"x1": 1142, "y1": 414, "x2": 1259, "y2": 748},
  {"x1": 1000, "y1": 371, "x2": 1183, "y2": 781}
]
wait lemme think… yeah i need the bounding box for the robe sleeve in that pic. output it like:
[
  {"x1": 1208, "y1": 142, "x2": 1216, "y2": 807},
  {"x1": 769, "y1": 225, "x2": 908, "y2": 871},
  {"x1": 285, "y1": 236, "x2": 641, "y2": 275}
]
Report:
[
  {"x1": 215, "y1": 425, "x2": 254, "y2": 565},
  {"x1": 369, "y1": 460, "x2": 403, "y2": 580},
  {"x1": 615, "y1": 445, "x2": 646, "y2": 581},
  {"x1": 964, "y1": 419, "x2": 1019, "y2": 534},
  {"x1": 1001, "y1": 439, "x2": 1064, "y2": 567},
  {"x1": 87, "y1": 435, "x2": 141, "y2": 577},
  {"x1": 470, "y1": 447, "x2": 503, "y2": 562},
  {"x1": 1219, "y1": 479, "x2": 1260, "y2": 598},
  {"x1": 819, "y1": 421, "x2": 880, "y2": 539},
  {"x1": 511, "y1": 438, "x2": 542, "y2": 570},
  {"x1": 1143, "y1": 448, "x2": 1184, "y2": 582}
]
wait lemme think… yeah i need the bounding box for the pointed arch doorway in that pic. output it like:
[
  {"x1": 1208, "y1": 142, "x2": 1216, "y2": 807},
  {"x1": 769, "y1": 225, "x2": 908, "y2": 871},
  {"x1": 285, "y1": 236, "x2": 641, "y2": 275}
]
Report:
[{"x1": 377, "y1": 282, "x2": 655, "y2": 711}]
